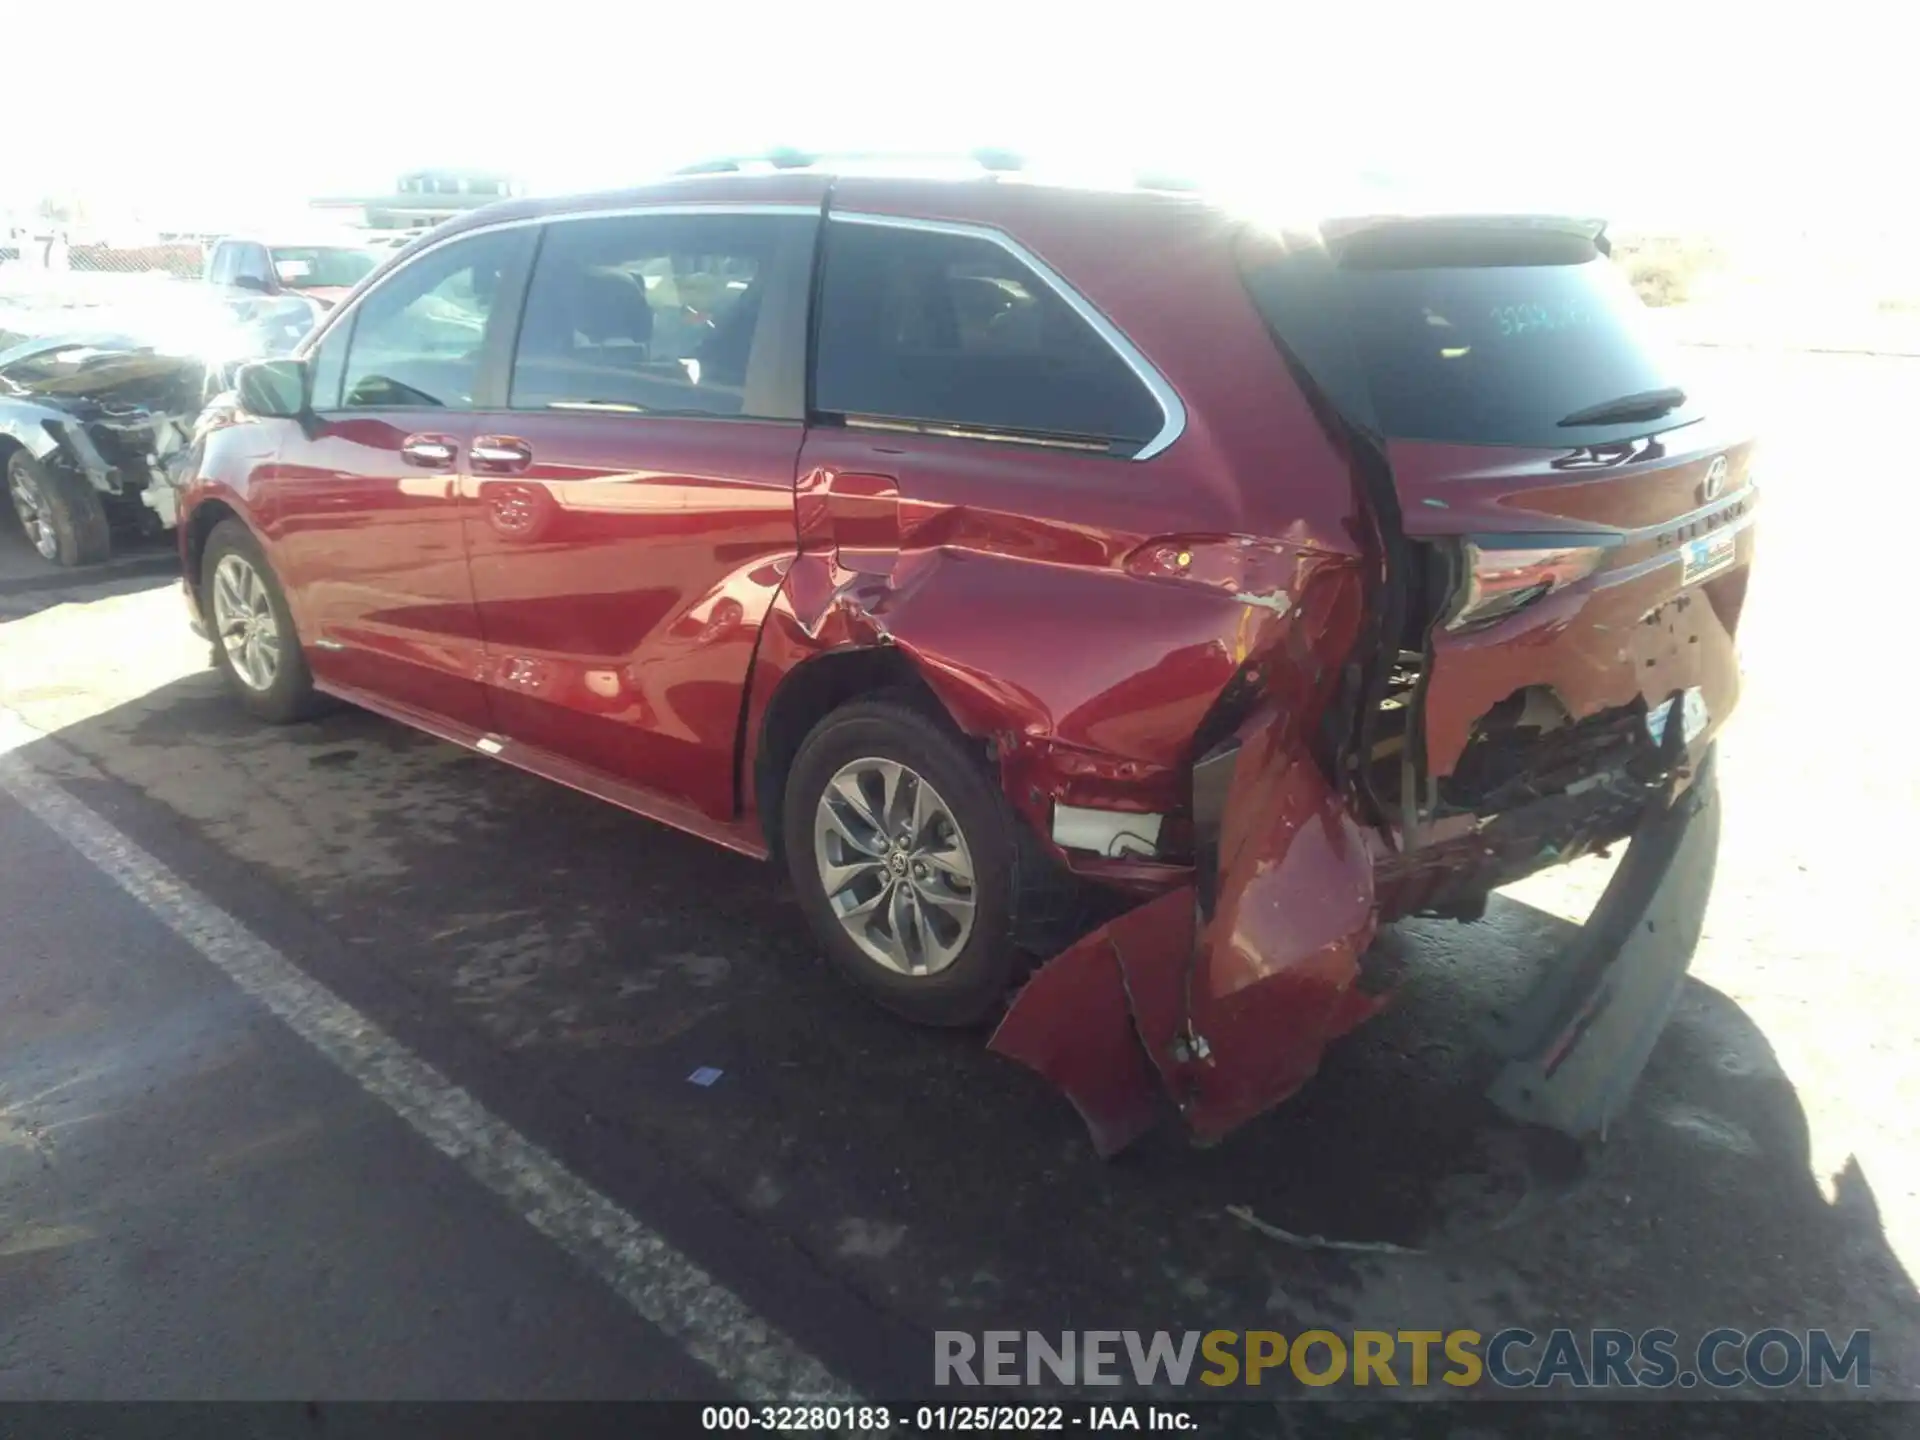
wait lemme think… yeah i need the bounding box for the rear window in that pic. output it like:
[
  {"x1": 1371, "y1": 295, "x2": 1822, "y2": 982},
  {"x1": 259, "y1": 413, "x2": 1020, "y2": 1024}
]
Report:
[
  {"x1": 269, "y1": 246, "x2": 379, "y2": 289},
  {"x1": 1238, "y1": 222, "x2": 1701, "y2": 448}
]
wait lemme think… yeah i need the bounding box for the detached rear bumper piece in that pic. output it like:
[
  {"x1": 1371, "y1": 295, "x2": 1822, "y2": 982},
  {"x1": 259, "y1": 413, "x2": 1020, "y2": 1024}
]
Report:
[{"x1": 1485, "y1": 743, "x2": 1719, "y2": 1137}]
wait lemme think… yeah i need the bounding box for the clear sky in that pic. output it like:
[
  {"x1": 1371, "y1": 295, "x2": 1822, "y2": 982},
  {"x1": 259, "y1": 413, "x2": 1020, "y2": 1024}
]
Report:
[{"x1": 5, "y1": 0, "x2": 1904, "y2": 234}]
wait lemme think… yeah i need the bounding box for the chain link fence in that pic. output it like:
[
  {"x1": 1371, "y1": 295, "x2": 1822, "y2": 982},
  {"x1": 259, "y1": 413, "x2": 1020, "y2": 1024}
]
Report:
[
  {"x1": 65, "y1": 240, "x2": 210, "y2": 277},
  {"x1": 1, "y1": 231, "x2": 216, "y2": 274}
]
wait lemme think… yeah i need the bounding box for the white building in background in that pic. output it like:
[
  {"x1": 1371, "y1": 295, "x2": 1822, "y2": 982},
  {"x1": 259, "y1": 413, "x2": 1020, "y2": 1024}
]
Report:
[{"x1": 310, "y1": 168, "x2": 529, "y2": 231}]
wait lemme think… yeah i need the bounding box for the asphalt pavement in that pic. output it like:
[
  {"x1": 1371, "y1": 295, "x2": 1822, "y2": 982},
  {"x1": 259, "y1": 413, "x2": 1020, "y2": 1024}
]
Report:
[
  {"x1": 0, "y1": 785, "x2": 726, "y2": 1400},
  {"x1": 0, "y1": 346, "x2": 1915, "y2": 1414}
]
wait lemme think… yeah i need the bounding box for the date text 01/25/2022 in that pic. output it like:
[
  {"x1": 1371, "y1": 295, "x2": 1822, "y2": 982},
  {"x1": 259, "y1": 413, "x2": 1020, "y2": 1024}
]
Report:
[{"x1": 700, "y1": 1405, "x2": 1193, "y2": 1432}]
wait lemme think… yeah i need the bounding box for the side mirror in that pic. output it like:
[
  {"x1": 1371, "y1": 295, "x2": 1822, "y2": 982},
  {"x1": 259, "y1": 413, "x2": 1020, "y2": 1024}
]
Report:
[
  {"x1": 236, "y1": 357, "x2": 310, "y2": 418},
  {"x1": 231, "y1": 273, "x2": 272, "y2": 294}
]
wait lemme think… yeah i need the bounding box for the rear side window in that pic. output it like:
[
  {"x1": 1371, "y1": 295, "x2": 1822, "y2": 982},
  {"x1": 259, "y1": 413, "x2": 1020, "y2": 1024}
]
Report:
[
  {"x1": 814, "y1": 221, "x2": 1162, "y2": 450},
  {"x1": 1239, "y1": 223, "x2": 1701, "y2": 448},
  {"x1": 509, "y1": 211, "x2": 810, "y2": 418}
]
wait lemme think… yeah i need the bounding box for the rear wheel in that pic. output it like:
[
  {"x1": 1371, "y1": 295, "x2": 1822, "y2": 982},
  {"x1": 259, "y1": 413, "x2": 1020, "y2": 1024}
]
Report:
[
  {"x1": 6, "y1": 449, "x2": 110, "y2": 567},
  {"x1": 202, "y1": 518, "x2": 321, "y2": 723},
  {"x1": 783, "y1": 699, "x2": 1028, "y2": 1027}
]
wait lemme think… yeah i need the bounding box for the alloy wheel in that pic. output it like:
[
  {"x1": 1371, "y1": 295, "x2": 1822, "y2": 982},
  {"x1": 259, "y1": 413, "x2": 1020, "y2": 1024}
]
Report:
[
  {"x1": 211, "y1": 552, "x2": 283, "y2": 692},
  {"x1": 7, "y1": 462, "x2": 57, "y2": 561},
  {"x1": 812, "y1": 757, "x2": 978, "y2": 977}
]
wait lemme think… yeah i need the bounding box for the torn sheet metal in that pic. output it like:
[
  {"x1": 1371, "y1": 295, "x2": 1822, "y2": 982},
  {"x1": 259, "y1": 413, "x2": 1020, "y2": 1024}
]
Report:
[
  {"x1": 994, "y1": 706, "x2": 1720, "y2": 1156},
  {"x1": 748, "y1": 532, "x2": 1366, "y2": 867},
  {"x1": 757, "y1": 435, "x2": 1741, "y2": 1156},
  {"x1": 981, "y1": 897, "x2": 1175, "y2": 1157},
  {"x1": 0, "y1": 338, "x2": 224, "y2": 522},
  {"x1": 990, "y1": 695, "x2": 1382, "y2": 1153},
  {"x1": 1390, "y1": 435, "x2": 1756, "y2": 786}
]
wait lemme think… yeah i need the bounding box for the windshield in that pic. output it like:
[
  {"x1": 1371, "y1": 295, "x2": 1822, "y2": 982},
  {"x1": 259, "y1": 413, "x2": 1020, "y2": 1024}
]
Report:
[
  {"x1": 270, "y1": 246, "x2": 379, "y2": 289},
  {"x1": 1238, "y1": 223, "x2": 1703, "y2": 448}
]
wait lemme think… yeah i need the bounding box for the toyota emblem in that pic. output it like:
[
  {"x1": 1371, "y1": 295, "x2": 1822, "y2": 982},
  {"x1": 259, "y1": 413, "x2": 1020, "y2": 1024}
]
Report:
[{"x1": 1700, "y1": 455, "x2": 1729, "y2": 504}]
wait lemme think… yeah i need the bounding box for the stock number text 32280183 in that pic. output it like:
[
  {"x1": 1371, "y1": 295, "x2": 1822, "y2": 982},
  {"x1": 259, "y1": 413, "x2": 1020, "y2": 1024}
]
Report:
[{"x1": 700, "y1": 1404, "x2": 1196, "y2": 1433}]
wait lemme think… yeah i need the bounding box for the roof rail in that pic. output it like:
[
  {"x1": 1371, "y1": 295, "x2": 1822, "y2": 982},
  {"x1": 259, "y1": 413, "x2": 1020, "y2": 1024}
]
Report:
[{"x1": 671, "y1": 147, "x2": 1028, "y2": 177}]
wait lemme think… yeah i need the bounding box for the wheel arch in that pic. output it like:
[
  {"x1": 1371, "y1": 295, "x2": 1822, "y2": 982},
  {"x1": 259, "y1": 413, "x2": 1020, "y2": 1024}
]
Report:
[
  {"x1": 182, "y1": 497, "x2": 257, "y2": 600},
  {"x1": 749, "y1": 643, "x2": 964, "y2": 861},
  {"x1": 0, "y1": 403, "x2": 63, "y2": 468},
  {"x1": 0, "y1": 430, "x2": 24, "y2": 492}
]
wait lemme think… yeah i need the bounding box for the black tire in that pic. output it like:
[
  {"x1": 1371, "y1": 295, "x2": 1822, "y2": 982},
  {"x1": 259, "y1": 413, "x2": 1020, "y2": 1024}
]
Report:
[
  {"x1": 782, "y1": 698, "x2": 1038, "y2": 1028},
  {"x1": 201, "y1": 518, "x2": 321, "y2": 724},
  {"x1": 6, "y1": 448, "x2": 110, "y2": 567}
]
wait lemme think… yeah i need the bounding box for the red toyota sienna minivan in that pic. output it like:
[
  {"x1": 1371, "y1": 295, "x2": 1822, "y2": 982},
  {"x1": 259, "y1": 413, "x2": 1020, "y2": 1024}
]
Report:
[{"x1": 177, "y1": 155, "x2": 1755, "y2": 1153}]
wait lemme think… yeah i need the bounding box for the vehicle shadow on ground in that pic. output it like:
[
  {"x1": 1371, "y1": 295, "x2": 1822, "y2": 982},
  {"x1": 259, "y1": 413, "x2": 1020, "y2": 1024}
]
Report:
[
  {"x1": 8, "y1": 637, "x2": 1916, "y2": 1406},
  {"x1": 0, "y1": 526, "x2": 178, "y2": 621}
]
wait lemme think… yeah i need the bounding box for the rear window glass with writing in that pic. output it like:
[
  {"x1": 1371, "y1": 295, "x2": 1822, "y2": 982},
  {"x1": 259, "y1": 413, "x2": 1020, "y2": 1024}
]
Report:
[
  {"x1": 1238, "y1": 235, "x2": 1699, "y2": 447},
  {"x1": 1341, "y1": 260, "x2": 1694, "y2": 444}
]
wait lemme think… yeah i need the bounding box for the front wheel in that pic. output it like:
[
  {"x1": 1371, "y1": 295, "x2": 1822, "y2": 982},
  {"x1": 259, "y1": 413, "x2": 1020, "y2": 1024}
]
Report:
[
  {"x1": 202, "y1": 518, "x2": 321, "y2": 723},
  {"x1": 782, "y1": 699, "x2": 1029, "y2": 1027},
  {"x1": 7, "y1": 449, "x2": 110, "y2": 567}
]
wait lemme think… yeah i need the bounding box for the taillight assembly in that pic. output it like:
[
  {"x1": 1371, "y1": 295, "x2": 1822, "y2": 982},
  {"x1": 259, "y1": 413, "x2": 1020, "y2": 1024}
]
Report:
[{"x1": 1447, "y1": 541, "x2": 1607, "y2": 632}]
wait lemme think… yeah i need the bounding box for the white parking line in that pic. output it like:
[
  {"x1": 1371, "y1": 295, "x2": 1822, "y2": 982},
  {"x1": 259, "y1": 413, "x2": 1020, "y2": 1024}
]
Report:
[{"x1": 0, "y1": 731, "x2": 855, "y2": 1404}]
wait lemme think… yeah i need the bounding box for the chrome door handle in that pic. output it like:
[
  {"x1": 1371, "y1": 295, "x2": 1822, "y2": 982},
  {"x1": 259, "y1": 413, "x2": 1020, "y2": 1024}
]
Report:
[
  {"x1": 470, "y1": 436, "x2": 533, "y2": 473},
  {"x1": 400, "y1": 434, "x2": 456, "y2": 468}
]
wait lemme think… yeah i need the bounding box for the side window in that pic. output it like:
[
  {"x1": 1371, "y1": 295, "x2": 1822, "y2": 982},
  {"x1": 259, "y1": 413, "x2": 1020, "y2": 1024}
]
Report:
[
  {"x1": 340, "y1": 228, "x2": 523, "y2": 410},
  {"x1": 306, "y1": 320, "x2": 349, "y2": 412},
  {"x1": 813, "y1": 222, "x2": 1163, "y2": 449},
  {"x1": 508, "y1": 211, "x2": 809, "y2": 419},
  {"x1": 234, "y1": 243, "x2": 274, "y2": 287},
  {"x1": 206, "y1": 243, "x2": 233, "y2": 284}
]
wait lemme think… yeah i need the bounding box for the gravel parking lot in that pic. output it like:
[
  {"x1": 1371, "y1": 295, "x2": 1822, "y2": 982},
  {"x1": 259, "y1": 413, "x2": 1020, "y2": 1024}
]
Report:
[{"x1": 2, "y1": 346, "x2": 1914, "y2": 1416}]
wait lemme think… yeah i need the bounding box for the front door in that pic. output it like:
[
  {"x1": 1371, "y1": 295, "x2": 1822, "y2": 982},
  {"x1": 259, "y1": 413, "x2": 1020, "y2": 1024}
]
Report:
[
  {"x1": 262, "y1": 225, "x2": 534, "y2": 733},
  {"x1": 461, "y1": 207, "x2": 818, "y2": 819}
]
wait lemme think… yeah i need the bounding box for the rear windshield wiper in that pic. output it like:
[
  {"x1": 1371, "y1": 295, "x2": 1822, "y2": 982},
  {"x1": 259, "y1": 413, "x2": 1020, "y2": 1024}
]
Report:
[{"x1": 1557, "y1": 386, "x2": 1686, "y2": 428}]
